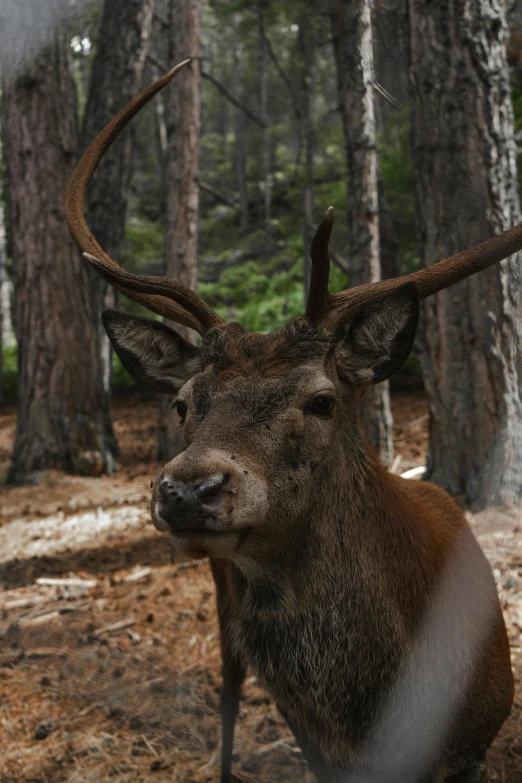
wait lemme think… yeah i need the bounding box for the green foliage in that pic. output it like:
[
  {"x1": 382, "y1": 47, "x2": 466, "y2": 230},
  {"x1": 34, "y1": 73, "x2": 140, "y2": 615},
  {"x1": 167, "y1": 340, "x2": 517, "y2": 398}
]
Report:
[
  {"x1": 1, "y1": 344, "x2": 17, "y2": 405},
  {"x1": 112, "y1": 351, "x2": 138, "y2": 391},
  {"x1": 122, "y1": 220, "x2": 164, "y2": 273},
  {"x1": 199, "y1": 242, "x2": 349, "y2": 334}
]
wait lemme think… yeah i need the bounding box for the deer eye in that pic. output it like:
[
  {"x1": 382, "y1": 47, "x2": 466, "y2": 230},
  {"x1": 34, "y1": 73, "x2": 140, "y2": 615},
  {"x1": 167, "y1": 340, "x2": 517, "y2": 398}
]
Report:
[
  {"x1": 308, "y1": 397, "x2": 334, "y2": 416},
  {"x1": 175, "y1": 400, "x2": 187, "y2": 422}
]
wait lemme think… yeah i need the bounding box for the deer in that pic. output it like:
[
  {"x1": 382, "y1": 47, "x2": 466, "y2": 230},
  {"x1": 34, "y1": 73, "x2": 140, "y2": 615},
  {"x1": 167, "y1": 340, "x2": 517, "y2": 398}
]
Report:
[{"x1": 66, "y1": 61, "x2": 517, "y2": 783}]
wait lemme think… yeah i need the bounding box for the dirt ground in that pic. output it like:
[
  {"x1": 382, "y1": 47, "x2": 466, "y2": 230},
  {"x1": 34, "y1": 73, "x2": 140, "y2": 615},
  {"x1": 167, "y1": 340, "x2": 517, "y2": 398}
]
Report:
[{"x1": 0, "y1": 393, "x2": 521, "y2": 782}]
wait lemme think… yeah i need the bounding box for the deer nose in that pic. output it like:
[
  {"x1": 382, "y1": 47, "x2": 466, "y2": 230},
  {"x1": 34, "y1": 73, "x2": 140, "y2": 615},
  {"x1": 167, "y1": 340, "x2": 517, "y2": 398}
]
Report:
[{"x1": 157, "y1": 473, "x2": 227, "y2": 529}]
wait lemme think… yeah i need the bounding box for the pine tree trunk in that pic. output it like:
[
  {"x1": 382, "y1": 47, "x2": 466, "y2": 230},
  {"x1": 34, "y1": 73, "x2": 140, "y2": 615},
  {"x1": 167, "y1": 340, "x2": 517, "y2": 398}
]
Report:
[
  {"x1": 82, "y1": 0, "x2": 155, "y2": 394},
  {"x1": 3, "y1": 26, "x2": 117, "y2": 482},
  {"x1": 372, "y1": 0, "x2": 405, "y2": 281},
  {"x1": 377, "y1": 169, "x2": 402, "y2": 280},
  {"x1": 330, "y1": 0, "x2": 393, "y2": 466},
  {"x1": 372, "y1": 0, "x2": 409, "y2": 126},
  {"x1": 260, "y1": 36, "x2": 271, "y2": 249},
  {"x1": 0, "y1": 130, "x2": 6, "y2": 407},
  {"x1": 408, "y1": 0, "x2": 522, "y2": 509},
  {"x1": 298, "y1": 21, "x2": 316, "y2": 304},
  {"x1": 233, "y1": 13, "x2": 249, "y2": 235},
  {"x1": 159, "y1": 0, "x2": 200, "y2": 460}
]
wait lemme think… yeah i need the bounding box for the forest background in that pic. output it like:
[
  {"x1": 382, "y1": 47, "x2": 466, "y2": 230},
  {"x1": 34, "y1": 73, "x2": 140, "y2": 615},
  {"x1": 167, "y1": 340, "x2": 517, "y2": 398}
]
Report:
[
  {"x1": 1, "y1": 0, "x2": 522, "y2": 512},
  {"x1": 2, "y1": 2, "x2": 522, "y2": 780}
]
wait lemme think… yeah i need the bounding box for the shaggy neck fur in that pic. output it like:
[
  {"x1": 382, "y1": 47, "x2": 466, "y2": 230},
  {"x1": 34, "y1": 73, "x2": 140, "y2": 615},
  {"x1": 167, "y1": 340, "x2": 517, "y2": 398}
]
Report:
[{"x1": 226, "y1": 413, "x2": 449, "y2": 769}]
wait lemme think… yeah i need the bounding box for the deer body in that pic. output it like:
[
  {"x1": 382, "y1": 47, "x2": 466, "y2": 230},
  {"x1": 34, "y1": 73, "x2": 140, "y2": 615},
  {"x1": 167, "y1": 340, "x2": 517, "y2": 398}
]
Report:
[
  {"x1": 217, "y1": 470, "x2": 512, "y2": 781},
  {"x1": 65, "y1": 63, "x2": 515, "y2": 782}
]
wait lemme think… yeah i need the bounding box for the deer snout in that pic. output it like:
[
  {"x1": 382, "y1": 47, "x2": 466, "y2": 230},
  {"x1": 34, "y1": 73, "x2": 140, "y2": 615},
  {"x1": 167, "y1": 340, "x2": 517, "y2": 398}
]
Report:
[
  {"x1": 151, "y1": 449, "x2": 269, "y2": 550},
  {"x1": 156, "y1": 472, "x2": 228, "y2": 531}
]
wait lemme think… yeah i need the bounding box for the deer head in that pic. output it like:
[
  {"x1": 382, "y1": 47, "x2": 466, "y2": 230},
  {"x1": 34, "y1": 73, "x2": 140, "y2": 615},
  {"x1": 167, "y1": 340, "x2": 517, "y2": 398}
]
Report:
[{"x1": 66, "y1": 61, "x2": 522, "y2": 561}]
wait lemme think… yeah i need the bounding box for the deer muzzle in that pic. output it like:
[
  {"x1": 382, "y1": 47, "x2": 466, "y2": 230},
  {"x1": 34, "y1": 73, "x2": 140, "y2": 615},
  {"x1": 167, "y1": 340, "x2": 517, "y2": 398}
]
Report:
[
  {"x1": 157, "y1": 472, "x2": 228, "y2": 530},
  {"x1": 151, "y1": 449, "x2": 269, "y2": 558}
]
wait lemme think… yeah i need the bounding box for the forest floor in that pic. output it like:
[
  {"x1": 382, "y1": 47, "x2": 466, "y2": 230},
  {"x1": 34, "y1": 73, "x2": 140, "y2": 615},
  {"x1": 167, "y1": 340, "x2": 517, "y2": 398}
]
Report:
[{"x1": 0, "y1": 393, "x2": 521, "y2": 783}]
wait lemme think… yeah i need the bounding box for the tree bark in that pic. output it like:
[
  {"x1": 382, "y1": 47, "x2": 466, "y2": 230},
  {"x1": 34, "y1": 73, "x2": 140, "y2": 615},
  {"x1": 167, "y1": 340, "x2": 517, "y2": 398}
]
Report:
[
  {"x1": 297, "y1": 20, "x2": 316, "y2": 304},
  {"x1": 0, "y1": 130, "x2": 6, "y2": 407},
  {"x1": 372, "y1": 0, "x2": 409, "y2": 126},
  {"x1": 260, "y1": 32, "x2": 271, "y2": 249},
  {"x1": 377, "y1": 168, "x2": 402, "y2": 280},
  {"x1": 3, "y1": 24, "x2": 117, "y2": 481},
  {"x1": 82, "y1": 0, "x2": 155, "y2": 394},
  {"x1": 372, "y1": 0, "x2": 405, "y2": 280},
  {"x1": 408, "y1": 0, "x2": 522, "y2": 509},
  {"x1": 159, "y1": 0, "x2": 200, "y2": 460},
  {"x1": 330, "y1": 0, "x2": 394, "y2": 466},
  {"x1": 233, "y1": 13, "x2": 249, "y2": 235}
]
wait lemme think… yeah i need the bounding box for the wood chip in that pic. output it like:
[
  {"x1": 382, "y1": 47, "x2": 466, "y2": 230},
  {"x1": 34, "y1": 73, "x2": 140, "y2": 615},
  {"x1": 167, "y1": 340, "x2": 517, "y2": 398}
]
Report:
[
  {"x1": 24, "y1": 647, "x2": 61, "y2": 659},
  {"x1": 124, "y1": 567, "x2": 152, "y2": 582},
  {"x1": 2, "y1": 595, "x2": 48, "y2": 611},
  {"x1": 19, "y1": 611, "x2": 61, "y2": 628},
  {"x1": 35, "y1": 577, "x2": 98, "y2": 588},
  {"x1": 94, "y1": 616, "x2": 136, "y2": 636}
]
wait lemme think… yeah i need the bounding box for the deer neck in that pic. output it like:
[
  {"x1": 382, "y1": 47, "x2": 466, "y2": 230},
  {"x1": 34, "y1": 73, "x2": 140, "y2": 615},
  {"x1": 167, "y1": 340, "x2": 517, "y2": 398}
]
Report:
[{"x1": 234, "y1": 431, "x2": 392, "y2": 606}]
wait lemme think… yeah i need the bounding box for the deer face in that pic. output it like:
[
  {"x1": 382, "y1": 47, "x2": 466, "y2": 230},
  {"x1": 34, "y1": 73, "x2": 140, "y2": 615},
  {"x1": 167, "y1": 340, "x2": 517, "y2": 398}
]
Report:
[
  {"x1": 66, "y1": 65, "x2": 515, "y2": 556},
  {"x1": 103, "y1": 284, "x2": 418, "y2": 560}
]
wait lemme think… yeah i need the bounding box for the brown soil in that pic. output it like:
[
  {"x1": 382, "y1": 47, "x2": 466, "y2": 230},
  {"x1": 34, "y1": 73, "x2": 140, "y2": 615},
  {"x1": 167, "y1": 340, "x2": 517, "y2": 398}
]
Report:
[{"x1": 0, "y1": 393, "x2": 521, "y2": 782}]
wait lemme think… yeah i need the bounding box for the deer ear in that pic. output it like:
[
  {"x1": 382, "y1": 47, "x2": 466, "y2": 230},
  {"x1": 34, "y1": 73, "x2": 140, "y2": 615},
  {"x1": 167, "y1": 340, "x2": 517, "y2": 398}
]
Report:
[
  {"x1": 336, "y1": 283, "x2": 419, "y2": 386},
  {"x1": 102, "y1": 310, "x2": 202, "y2": 394}
]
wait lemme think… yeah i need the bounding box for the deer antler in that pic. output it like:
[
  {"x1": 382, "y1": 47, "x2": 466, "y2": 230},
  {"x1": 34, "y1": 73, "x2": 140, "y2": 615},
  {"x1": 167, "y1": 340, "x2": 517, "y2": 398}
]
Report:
[
  {"x1": 305, "y1": 208, "x2": 522, "y2": 333},
  {"x1": 65, "y1": 60, "x2": 225, "y2": 336},
  {"x1": 304, "y1": 206, "x2": 333, "y2": 325}
]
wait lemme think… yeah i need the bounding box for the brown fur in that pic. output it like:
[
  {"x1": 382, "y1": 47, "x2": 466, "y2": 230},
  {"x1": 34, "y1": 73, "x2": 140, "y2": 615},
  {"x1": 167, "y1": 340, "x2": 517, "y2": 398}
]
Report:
[
  {"x1": 70, "y1": 65, "x2": 519, "y2": 783},
  {"x1": 107, "y1": 314, "x2": 513, "y2": 783}
]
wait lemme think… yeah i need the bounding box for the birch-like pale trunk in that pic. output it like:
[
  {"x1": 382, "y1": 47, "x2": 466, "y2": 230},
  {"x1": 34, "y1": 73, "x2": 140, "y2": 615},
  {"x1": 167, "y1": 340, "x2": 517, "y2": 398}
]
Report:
[{"x1": 331, "y1": 0, "x2": 393, "y2": 466}]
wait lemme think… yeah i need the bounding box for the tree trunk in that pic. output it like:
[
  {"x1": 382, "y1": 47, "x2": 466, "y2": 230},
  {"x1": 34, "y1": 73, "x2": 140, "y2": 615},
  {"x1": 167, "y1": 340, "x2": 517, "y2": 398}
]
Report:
[
  {"x1": 297, "y1": 21, "x2": 316, "y2": 304},
  {"x1": 233, "y1": 13, "x2": 249, "y2": 235},
  {"x1": 372, "y1": 0, "x2": 405, "y2": 281},
  {"x1": 260, "y1": 33, "x2": 271, "y2": 249},
  {"x1": 377, "y1": 167, "x2": 402, "y2": 280},
  {"x1": 159, "y1": 0, "x2": 200, "y2": 460},
  {"x1": 0, "y1": 130, "x2": 6, "y2": 407},
  {"x1": 82, "y1": 0, "x2": 155, "y2": 394},
  {"x1": 372, "y1": 0, "x2": 409, "y2": 126},
  {"x1": 408, "y1": 0, "x2": 522, "y2": 509},
  {"x1": 3, "y1": 25, "x2": 117, "y2": 482},
  {"x1": 330, "y1": 0, "x2": 394, "y2": 466}
]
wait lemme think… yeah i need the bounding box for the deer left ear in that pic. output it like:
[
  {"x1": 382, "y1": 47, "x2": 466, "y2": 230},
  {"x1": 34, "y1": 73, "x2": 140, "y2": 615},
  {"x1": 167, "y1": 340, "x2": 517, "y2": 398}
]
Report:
[
  {"x1": 336, "y1": 283, "x2": 419, "y2": 386},
  {"x1": 102, "y1": 310, "x2": 202, "y2": 394}
]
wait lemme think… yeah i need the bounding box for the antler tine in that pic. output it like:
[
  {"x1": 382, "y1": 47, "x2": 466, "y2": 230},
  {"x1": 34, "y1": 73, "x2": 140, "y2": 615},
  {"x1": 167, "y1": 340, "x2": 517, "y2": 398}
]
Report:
[
  {"x1": 305, "y1": 207, "x2": 334, "y2": 324},
  {"x1": 314, "y1": 218, "x2": 522, "y2": 334},
  {"x1": 66, "y1": 60, "x2": 225, "y2": 335}
]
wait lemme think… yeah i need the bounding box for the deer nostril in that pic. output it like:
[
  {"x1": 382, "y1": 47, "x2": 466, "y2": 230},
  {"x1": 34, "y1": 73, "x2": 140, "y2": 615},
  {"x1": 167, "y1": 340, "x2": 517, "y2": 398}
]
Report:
[
  {"x1": 159, "y1": 478, "x2": 181, "y2": 502},
  {"x1": 195, "y1": 473, "x2": 227, "y2": 503}
]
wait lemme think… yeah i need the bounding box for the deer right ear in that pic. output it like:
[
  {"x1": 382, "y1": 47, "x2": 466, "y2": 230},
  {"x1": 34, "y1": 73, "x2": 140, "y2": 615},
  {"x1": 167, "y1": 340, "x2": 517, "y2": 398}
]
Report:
[
  {"x1": 102, "y1": 310, "x2": 202, "y2": 394},
  {"x1": 336, "y1": 283, "x2": 419, "y2": 386}
]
